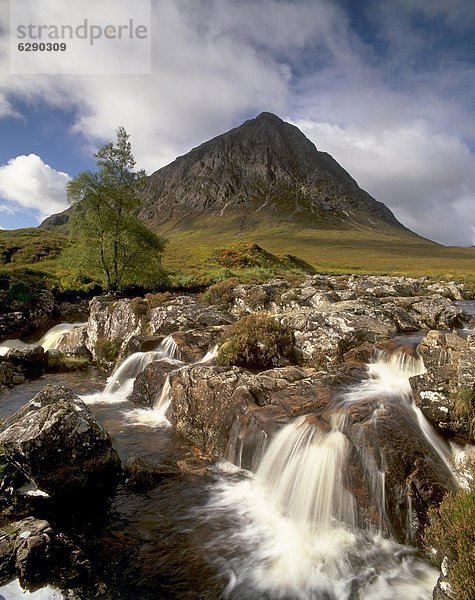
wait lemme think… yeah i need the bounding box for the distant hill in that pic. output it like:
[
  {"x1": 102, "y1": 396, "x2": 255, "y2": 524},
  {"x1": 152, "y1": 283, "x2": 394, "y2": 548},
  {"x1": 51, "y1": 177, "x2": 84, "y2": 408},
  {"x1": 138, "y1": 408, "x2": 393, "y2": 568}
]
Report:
[{"x1": 137, "y1": 111, "x2": 407, "y2": 234}]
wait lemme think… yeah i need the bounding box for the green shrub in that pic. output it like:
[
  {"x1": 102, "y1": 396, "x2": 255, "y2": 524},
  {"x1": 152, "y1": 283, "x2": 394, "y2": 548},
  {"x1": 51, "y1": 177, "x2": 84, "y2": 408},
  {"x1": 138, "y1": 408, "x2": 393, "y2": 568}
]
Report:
[
  {"x1": 424, "y1": 486, "x2": 475, "y2": 600},
  {"x1": 454, "y1": 386, "x2": 475, "y2": 438},
  {"x1": 95, "y1": 338, "x2": 122, "y2": 365},
  {"x1": 217, "y1": 313, "x2": 295, "y2": 369},
  {"x1": 200, "y1": 277, "x2": 240, "y2": 308},
  {"x1": 130, "y1": 297, "x2": 149, "y2": 319}
]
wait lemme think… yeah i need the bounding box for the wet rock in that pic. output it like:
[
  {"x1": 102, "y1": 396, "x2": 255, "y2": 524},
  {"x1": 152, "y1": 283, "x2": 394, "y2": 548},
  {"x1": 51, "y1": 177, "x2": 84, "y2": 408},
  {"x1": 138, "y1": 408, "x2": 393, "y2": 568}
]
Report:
[
  {"x1": 0, "y1": 386, "x2": 121, "y2": 497},
  {"x1": 171, "y1": 326, "x2": 225, "y2": 363},
  {"x1": 56, "y1": 323, "x2": 88, "y2": 352},
  {"x1": 129, "y1": 360, "x2": 179, "y2": 408},
  {"x1": 6, "y1": 346, "x2": 47, "y2": 379},
  {"x1": 12, "y1": 517, "x2": 90, "y2": 590},
  {"x1": 411, "y1": 331, "x2": 475, "y2": 442},
  {"x1": 0, "y1": 361, "x2": 14, "y2": 387},
  {"x1": 169, "y1": 364, "x2": 340, "y2": 469},
  {"x1": 123, "y1": 334, "x2": 164, "y2": 356},
  {"x1": 123, "y1": 457, "x2": 179, "y2": 490}
]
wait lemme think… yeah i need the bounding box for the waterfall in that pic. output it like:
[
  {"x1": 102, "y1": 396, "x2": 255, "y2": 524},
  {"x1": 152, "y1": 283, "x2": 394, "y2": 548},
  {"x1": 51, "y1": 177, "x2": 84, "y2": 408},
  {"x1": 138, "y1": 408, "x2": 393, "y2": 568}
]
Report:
[
  {"x1": 102, "y1": 335, "x2": 181, "y2": 400},
  {"x1": 153, "y1": 376, "x2": 172, "y2": 416},
  {"x1": 200, "y1": 349, "x2": 446, "y2": 599},
  {"x1": 37, "y1": 323, "x2": 82, "y2": 350},
  {"x1": 0, "y1": 322, "x2": 82, "y2": 356}
]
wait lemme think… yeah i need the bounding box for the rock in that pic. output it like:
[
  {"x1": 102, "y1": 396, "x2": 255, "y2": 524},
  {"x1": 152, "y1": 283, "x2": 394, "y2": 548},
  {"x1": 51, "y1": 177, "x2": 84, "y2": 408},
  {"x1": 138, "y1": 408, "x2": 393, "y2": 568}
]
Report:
[
  {"x1": 13, "y1": 517, "x2": 90, "y2": 590},
  {"x1": 56, "y1": 323, "x2": 88, "y2": 352},
  {"x1": 0, "y1": 386, "x2": 120, "y2": 497},
  {"x1": 168, "y1": 364, "x2": 340, "y2": 469},
  {"x1": 6, "y1": 346, "x2": 47, "y2": 379},
  {"x1": 149, "y1": 296, "x2": 235, "y2": 335},
  {"x1": 171, "y1": 326, "x2": 225, "y2": 363},
  {"x1": 411, "y1": 331, "x2": 475, "y2": 442},
  {"x1": 123, "y1": 457, "x2": 179, "y2": 490},
  {"x1": 0, "y1": 361, "x2": 14, "y2": 387},
  {"x1": 123, "y1": 334, "x2": 165, "y2": 356},
  {"x1": 410, "y1": 295, "x2": 466, "y2": 329},
  {"x1": 129, "y1": 360, "x2": 179, "y2": 408},
  {"x1": 86, "y1": 297, "x2": 145, "y2": 361}
]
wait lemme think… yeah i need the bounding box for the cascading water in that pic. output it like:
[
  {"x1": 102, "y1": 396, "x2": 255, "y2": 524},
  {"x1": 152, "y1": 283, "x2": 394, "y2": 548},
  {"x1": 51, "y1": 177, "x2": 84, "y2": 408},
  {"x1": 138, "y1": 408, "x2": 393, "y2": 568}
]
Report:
[
  {"x1": 0, "y1": 322, "x2": 83, "y2": 355},
  {"x1": 101, "y1": 335, "x2": 181, "y2": 401},
  {"x1": 200, "y1": 349, "x2": 452, "y2": 599},
  {"x1": 37, "y1": 323, "x2": 83, "y2": 351}
]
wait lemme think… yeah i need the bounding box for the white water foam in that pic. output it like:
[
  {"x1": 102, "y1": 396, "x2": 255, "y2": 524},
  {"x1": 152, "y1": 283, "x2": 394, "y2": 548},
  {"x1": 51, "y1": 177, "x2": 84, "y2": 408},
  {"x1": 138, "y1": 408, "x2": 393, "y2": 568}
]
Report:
[
  {"x1": 0, "y1": 579, "x2": 63, "y2": 599},
  {"x1": 201, "y1": 350, "x2": 444, "y2": 599},
  {"x1": 0, "y1": 322, "x2": 82, "y2": 356}
]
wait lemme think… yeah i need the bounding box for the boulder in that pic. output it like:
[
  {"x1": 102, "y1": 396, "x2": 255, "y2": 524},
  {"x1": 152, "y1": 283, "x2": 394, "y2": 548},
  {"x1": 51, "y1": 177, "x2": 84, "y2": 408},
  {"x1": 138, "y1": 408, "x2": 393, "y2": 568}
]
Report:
[
  {"x1": 129, "y1": 359, "x2": 179, "y2": 408},
  {"x1": 0, "y1": 517, "x2": 90, "y2": 590},
  {"x1": 171, "y1": 326, "x2": 225, "y2": 363},
  {"x1": 0, "y1": 361, "x2": 14, "y2": 387},
  {"x1": 149, "y1": 296, "x2": 235, "y2": 334},
  {"x1": 0, "y1": 386, "x2": 120, "y2": 497},
  {"x1": 6, "y1": 345, "x2": 47, "y2": 379},
  {"x1": 168, "y1": 364, "x2": 339, "y2": 469},
  {"x1": 411, "y1": 332, "x2": 475, "y2": 442}
]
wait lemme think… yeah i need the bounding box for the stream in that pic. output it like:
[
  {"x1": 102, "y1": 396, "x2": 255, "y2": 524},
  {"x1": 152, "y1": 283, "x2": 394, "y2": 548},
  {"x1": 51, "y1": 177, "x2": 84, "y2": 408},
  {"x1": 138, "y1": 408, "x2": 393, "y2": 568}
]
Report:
[{"x1": 0, "y1": 331, "x2": 451, "y2": 600}]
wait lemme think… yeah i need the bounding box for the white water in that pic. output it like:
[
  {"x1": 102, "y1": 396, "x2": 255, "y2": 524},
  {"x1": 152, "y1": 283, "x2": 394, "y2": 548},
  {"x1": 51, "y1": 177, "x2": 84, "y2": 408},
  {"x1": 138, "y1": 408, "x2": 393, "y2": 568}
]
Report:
[
  {"x1": 100, "y1": 335, "x2": 181, "y2": 401},
  {"x1": 202, "y1": 349, "x2": 445, "y2": 599},
  {"x1": 0, "y1": 322, "x2": 82, "y2": 355},
  {"x1": 0, "y1": 579, "x2": 63, "y2": 599}
]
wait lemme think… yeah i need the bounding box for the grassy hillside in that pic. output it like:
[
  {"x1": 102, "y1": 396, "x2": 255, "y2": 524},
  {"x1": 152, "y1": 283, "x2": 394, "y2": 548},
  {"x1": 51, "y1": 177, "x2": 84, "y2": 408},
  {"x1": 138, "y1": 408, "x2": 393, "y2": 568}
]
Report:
[
  {"x1": 159, "y1": 217, "x2": 475, "y2": 288},
  {"x1": 1, "y1": 222, "x2": 475, "y2": 293}
]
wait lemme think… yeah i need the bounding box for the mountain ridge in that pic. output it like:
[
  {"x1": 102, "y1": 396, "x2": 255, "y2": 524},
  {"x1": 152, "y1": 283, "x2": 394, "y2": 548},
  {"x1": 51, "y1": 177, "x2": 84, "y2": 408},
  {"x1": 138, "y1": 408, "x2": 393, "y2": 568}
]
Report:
[{"x1": 136, "y1": 111, "x2": 407, "y2": 234}]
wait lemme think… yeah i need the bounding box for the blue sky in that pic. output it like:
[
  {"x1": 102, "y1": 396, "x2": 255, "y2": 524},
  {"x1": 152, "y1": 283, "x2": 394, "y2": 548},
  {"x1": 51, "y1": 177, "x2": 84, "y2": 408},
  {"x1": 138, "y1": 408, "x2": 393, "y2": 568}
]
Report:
[{"x1": 0, "y1": 0, "x2": 474, "y2": 245}]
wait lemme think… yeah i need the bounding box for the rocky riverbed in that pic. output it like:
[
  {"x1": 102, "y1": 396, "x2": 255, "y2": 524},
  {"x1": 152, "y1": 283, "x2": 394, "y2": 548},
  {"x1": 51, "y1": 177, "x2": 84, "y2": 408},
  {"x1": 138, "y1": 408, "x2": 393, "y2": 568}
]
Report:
[{"x1": 0, "y1": 274, "x2": 474, "y2": 599}]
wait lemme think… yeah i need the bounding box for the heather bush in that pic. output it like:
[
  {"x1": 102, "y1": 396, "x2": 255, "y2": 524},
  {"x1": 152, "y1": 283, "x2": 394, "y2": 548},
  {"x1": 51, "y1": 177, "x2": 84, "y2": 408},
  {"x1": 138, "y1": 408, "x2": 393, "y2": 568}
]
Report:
[{"x1": 216, "y1": 313, "x2": 294, "y2": 369}]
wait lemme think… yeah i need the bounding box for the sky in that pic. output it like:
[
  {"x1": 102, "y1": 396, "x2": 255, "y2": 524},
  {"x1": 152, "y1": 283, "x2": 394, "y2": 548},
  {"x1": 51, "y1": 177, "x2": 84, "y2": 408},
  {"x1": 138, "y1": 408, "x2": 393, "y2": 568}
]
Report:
[{"x1": 0, "y1": 0, "x2": 474, "y2": 246}]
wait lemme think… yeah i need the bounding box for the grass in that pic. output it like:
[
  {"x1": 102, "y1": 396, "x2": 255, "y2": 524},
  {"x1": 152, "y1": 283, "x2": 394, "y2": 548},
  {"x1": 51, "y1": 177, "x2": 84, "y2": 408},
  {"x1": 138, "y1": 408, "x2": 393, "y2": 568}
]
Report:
[
  {"x1": 1, "y1": 217, "x2": 475, "y2": 295},
  {"x1": 425, "y1": 484, "x2": 475, "y2": 600},
  {"x1": 158, "y1": 216, "x2": 475, "y2": 291}
]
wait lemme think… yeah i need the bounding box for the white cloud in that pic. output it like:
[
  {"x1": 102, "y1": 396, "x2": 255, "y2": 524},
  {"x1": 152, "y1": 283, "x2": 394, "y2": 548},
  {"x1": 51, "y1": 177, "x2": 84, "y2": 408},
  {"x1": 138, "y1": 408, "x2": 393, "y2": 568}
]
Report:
[
  {"x1": 0, "y1": 154, "x2": 70, "y2": 220},
  {"x1": 295, "y1": 119, "x2": 475, "y2": 246},
  {"x1": 0, "y1": 0, "x2": 474, "y2": 244}
]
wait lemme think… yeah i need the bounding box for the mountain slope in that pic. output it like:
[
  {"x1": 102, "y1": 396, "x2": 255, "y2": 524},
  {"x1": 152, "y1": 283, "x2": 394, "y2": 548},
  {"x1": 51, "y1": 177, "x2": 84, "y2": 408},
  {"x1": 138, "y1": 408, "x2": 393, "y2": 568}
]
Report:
[{"x1": 139, "y1": 112, "x2": 406, "y2": 234}]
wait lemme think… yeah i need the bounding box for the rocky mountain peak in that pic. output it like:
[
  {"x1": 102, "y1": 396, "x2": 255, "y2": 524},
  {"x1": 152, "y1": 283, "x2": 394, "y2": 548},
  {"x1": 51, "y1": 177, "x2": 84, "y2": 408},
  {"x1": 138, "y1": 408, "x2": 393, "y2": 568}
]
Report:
[{"x1": 139, "y1": 112, "x2": 404, "y2": 231}]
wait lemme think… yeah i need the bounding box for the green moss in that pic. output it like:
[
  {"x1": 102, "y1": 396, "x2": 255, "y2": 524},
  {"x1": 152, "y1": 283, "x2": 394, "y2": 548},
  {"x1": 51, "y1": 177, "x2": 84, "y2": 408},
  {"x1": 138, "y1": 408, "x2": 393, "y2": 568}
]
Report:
[
  {"x1": 95, "y1": 338, "x2": 122, "y2": 365},
  {"x1": 454, "y1": 386, "x2": 475, "y2": 437},
  {"x1": 48, "y1": 354, "x2": 91, "y2": 372},
  {"x1": 130, "y1": 297, "x2": 149, "y2": 319},
  {"x1": 217, "y1": 313, "x2": 295, "y2": 369},
  {"x1": 424, "y1": 486, "x2": 475, "y2": 600}
]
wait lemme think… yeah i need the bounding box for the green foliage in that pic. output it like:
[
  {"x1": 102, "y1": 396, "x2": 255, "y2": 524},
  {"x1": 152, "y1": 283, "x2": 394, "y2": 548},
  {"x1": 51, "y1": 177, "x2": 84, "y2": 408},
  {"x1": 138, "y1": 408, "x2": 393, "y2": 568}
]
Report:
[
  {"x1": 129, "y1": 297, "x2": 149, "y2": 318},
  {"x1": 454, "y1": 386, "x2": 475, "y2": 437},
  {"x1": 424, "y1": 485, "x2": 475, "y2": 600},
  {"x1": 0, "y1": 228, "x2": 67, "y2": 265},
  {"x1": 0, "y1": 269, "x2": 50, "y2": 312},
  {"x1": 95, "y1": 338, "x2": 122, "y2": 366},
  {"x1": 65, "y1": 127, "x2": 167, "y2": 292},
  {"x1": 47, "y1": 354, "x2": 91, "y2": 372},
  {"x1": 200, "y1": 277, "x2": 240, "y2": 308},
  {"x1": 217, "y1": 313, "x2": 295, "y2": 369}
]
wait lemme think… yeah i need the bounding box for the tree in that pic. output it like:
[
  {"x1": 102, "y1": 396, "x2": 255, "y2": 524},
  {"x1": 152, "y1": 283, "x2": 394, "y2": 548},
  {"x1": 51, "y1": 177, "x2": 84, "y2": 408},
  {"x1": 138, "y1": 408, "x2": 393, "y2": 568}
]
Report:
[{"x1": 66, "y1": 127, "x2": 167, "y2": 292}]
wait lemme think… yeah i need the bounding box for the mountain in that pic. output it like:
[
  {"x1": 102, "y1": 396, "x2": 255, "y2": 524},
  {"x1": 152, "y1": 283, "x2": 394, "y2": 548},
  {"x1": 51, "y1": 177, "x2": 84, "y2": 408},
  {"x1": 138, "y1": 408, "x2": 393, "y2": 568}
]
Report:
[{"x1": 138, "y1": 112, "x2": 405, "y2": 233}]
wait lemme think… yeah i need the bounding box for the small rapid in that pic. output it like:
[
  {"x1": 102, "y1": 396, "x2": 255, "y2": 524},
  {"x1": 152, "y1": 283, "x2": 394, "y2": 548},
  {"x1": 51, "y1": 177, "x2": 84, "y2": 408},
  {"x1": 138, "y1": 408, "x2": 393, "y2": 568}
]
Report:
[
  {"x1": 0, "y1": 322, "x2": 83, "y2": 356},
  {"x1": 200, "y1": 349, "x2": 452, "y2": 599}
]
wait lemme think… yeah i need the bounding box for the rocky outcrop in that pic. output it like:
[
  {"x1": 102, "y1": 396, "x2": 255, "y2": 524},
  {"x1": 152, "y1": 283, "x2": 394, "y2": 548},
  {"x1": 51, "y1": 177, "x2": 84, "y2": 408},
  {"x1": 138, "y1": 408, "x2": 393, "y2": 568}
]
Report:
[
  {"x1": 129, "y1": 360, "x2": 180, "y2": 408},
  {"x1": 169, "y1": 364, "x2": 344, "y2": 469},
  {"x1": 411, "y1": 331, "x2": 475, "y2": 442},
  {"x1": 6, "y1": 345, "x2": 48, "y2": 379},
  {"x1": 0, "y1": 290, "x2": 56, "y2": 341},
  {"x1": 0, "y1": 517, "x2": 90, "y2": 590},
  {"x1": 0, "y1": 386, "x2": 120, "y2": 497}
]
